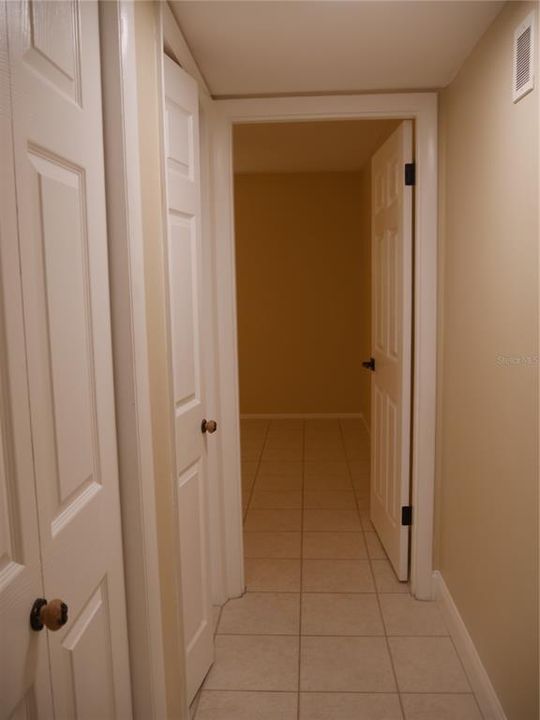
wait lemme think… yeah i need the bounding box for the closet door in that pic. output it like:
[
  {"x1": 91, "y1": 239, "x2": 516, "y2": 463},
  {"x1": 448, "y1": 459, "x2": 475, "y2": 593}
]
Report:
[
  {"x1": 162, "y1": 54, "x2": 214, "y2": 703},
  {"x1": 0, "y1": 5, "x2": 52, "y2": 714},
  {"x1": 3, "y1": 2, "x2": 132, "y2": 716}
]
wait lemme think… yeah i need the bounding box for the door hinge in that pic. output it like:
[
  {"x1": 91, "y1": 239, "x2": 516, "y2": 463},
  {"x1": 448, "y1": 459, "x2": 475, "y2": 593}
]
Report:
[
  {"x1": 401, "y1": 506, "x2": 413, "y2": 526},
  {"x1": 404, "y1": 163, "x2": 416, "y2": 186}
]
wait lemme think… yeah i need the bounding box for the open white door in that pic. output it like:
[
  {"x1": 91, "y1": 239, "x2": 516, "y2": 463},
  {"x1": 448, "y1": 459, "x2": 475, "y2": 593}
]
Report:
[
  {"x1": 1, "y1": 1, "x2": 132, "y2": 716},
  {"x1": 162, "y1": 55, "x2": 214, "y2": 703},
  {"x1": 370, "y1": 121, "x2": 413, "y2": 582}
]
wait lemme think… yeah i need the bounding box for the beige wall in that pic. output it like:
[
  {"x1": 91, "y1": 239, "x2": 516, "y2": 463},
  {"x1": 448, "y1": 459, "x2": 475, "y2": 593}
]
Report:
[
  {"x1": 437, "y1": 3, "x2": 539, "y2": 718},
  {"x1": 235, "y1": 171, "x2": 371, "y2": 419},
  {"x1": 134, "y1": 4, "x2": 187, "y2": 717}
]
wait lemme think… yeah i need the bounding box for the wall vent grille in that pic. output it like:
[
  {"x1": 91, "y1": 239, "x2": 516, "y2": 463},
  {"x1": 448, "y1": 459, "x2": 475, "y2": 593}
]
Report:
[{"x1": 513, "y1": 12, "x2": 536, "y2": 103}]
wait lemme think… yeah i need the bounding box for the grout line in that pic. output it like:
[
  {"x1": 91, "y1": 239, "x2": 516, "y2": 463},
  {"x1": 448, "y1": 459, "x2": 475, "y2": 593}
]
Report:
[
  {"x1": 296, "y1": 419, "x2": 306, "y2": 719},
  {"x1": 242, "y1": 420, "x2": 272, "y2": 521},
  {"x1": 200, "y1": 688, "x2": 480, "y2": 696},
  {"x1": 215, "y1": 631, "x2": 450, "y2": 638}
]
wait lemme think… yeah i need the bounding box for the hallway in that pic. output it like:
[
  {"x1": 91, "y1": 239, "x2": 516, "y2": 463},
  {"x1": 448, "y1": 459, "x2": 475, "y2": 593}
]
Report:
[{"x1": 193, "y1": 419, "x2": 483, "y2": 719}]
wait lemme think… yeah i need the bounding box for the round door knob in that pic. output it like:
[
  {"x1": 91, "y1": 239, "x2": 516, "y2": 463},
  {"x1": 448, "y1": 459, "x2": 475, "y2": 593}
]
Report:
[
  {"x1": 201, "y1": 419, "x2": 217, "y2": 434},
  {"x1": 30, "y1": 597, "x2": 68, "y2": 632}
]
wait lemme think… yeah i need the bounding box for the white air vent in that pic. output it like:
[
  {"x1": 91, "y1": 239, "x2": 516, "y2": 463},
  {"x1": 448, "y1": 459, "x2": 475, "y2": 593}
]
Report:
[{"x1": 513, "y1": 11, "x2": 536, "y2": 103}]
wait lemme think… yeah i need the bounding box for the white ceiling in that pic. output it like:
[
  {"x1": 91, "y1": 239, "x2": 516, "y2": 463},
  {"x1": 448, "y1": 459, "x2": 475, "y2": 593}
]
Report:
[
  {"x1": 170, "y1": 1, "x2": 503, "y2": 97},
  {"x1": 233, "y1": 119, "x2": 400, "y2": 173}
]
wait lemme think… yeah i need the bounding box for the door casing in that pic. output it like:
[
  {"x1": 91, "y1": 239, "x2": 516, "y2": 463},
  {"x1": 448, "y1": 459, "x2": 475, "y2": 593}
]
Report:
[{"x1": 211, "y1": 94, "x2": 438, "y2": 601}]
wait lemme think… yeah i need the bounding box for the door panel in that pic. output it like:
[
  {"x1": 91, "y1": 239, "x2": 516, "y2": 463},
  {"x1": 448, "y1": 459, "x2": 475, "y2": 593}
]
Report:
[
  {"x1": 163, "y1": 54, "x2": 214, "y2": 704},
  {"x1": 60, "y1": 582, "x2": 116, "y2": 720},
  {"x1": 4, "y1": 1, "x2": 132, "y2": 716},
  {"x1": 370, "y1": 121, "x2": 413, "y2": 582}
]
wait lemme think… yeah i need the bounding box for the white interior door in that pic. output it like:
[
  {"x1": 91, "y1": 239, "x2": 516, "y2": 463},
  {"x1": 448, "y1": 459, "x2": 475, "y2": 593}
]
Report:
[
  {"x1": 2, "y1": 2, "x2": 132, "y2": 717},
  {"x1": 370, "y1": 121, "x2": 413, "y2": 582},
  {"x1": 0, "y1": 8, "x2": 53, "y2": 712},
  {"x1": 162, "y1": 55, "x2": 214, "y2": 703}
]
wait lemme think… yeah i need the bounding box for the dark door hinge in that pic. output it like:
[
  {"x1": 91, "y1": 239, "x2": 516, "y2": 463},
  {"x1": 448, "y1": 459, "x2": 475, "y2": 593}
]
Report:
[
  {"x1": 401, "y1": 506, "x2": 413, "y2": 526},
  {"x1": 404, "y1": 163, "x2": 416, "y2": 186}
]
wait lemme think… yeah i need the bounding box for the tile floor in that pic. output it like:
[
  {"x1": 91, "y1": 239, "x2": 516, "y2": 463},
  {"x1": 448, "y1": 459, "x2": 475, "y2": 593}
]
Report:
[{"x1": 193, "y1": 419, "x2": 483, "y2": 720}]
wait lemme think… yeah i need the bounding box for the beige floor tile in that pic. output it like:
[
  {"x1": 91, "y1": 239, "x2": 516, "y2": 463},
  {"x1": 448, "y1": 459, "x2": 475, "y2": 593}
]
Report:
[
  {"x1": 241, "y1": 477, "x2": 255, "y2": 496},
  {"x1": 196, "y1": 691, "x2": 297, "y2": 720},
  {"x1": 256, "y1": 475, "x2": 303, "y2": 492},
  {"x1": 299, "y1": 692, "x2": 402, "y2": 720},
  {"x1": 269, "y1": 419, "x2": 304, "y2": 431},
  {"x1": 264, "y1": 436, "x2": 304, "y2": 452},
  {"x1": 241, "y1": 445, "x2": 263, "y2": 462},
  {"x1": 218, "y1": 592, "x2": 300, "y2": 635},
  {"x1": 300, "y1": 637, "x2": 396, "y2": 692},
  {"x1": 245, "y1": 508, "x2": 302, "y2": 531},
  {"x1": 251, "y1": 490, "x2": 302, "y2": 509},
  {"x1": 241, "y1": 418, "x2": 268, "y2": 431},
  {"x1": 301, "y1": 593, "x2": 384, "y2": 636},
  {"x1": 244, "y1": 532, "x2": 301, "y2": 559},
  {"x1": 380, "y1": 595, "x2": 448, "y2": 636},
  {"x1": 242, "y1": 490, "x2": 251, "y2": 514},
  {"x1": 305, "y1": 446, "x2": 347, "y2": 461},
  {"x1": 303, "y1": 490, "x2": 356, "y2": 509},
  {"x1": 302, "y1": 531, "x2": 367, "y2": 559},
  {"x1": 302, "y1": 559, "x2": 374, "y2": 592},
  {"x1": 304, "y1": 461, "x2": 350, "y2": 478},
  {"x1": 339, "y1": 418, "x2": 366, "y2": 432},
  {"x1": 305, "y1": 418, "x2": 340, "y2": 435},
  {"x1": 303, "y1": 475, "x2": 352, "y2": 491},
  {"x1": 213, "y1": 606, "x2": 222, "y2": 634},
  {"x1": 204, "y1": 635, "x2": 299, "y2": 691},
  {"x1": 344, "y1": 446, "x2": 370, "y2": 461},
  {"x1": 241, "y1": 462, "x2": 259, "y2": 483},
  {"x1": 353, "y1": 479, "x2": 370, "y2": 497},
  {"x1": 355, "y1": 492, "x2": 370, "y2": 510},
  {"x1": 304, "y1": 436, "x2": 343, "y2": 450},
  {"x1": 258, "y1": 460, "x2": 303, "y2": 478},
  {"x1": 348, "y1": 459, "x2": 371, "y2": 479},
  {"x1": 371, "y1": 559, "x2": 410, "y2": 593},
  {"x1": 401, "y1": 694, "x2": 482, "y2": 720},
  {"x1": 389, "y1": 637, "x2": 470, "y2": 693},
  {"x1": 365, "y1": 531, "x2": 387, "y2": 559},
  {"x1": 359, "y1": 510, "x2": 374, "y2": 530},
  {"x1": 344, "y1": 434, "x2": 369, "y2": 447},
  {"x1": 304, "y1": 508, "x2": 361, "y2": 531},
  {"x1": 245, "y1": 558, "x2": 301, "y2": 591},
  {"x1": 262, "y1": 445, "x2": 303, "y2": 462}
]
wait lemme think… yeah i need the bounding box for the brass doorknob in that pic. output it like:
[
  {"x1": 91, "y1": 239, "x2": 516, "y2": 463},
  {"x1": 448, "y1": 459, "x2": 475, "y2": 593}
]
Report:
[
  {"x1": 30, "y1": 598, "x2": 68, "y2": 632},
  {"x1": 201, "y1": 419, "x2": 217, "y2": 434}
]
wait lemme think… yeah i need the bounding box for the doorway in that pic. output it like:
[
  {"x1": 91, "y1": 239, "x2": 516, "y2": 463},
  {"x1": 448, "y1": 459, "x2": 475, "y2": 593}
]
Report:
[
  {"x1": 208, "y1": 94, "x2": 437, "y2": 605},
  {"x1": 232, "y1": 118, "x2": 411, "y2": 587},
  {"x1": 191, "y1": 111, "x2": 457, "y2": 717}
]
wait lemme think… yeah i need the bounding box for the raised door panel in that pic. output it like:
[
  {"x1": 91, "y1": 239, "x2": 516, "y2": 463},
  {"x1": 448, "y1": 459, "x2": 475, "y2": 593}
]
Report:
[
  {"x1": 26, "y1": 151, "x2": 99, "y2": 522},
  {"x1": 25, "y1": 0, "x2": 81, "y2": 104},
  {"x1": 59, "y1": 582, "x2": 116, "y2": 720},
  {"x1": 6, "y1": 2, "x2": 132, "y2": 716},
  {"x1": 163, "y1": 54, "x2": 213, "y2": 704}
]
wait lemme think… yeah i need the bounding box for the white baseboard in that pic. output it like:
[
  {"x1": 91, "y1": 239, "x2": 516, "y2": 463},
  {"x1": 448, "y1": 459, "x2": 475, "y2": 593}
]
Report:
[
  {"x1": 433, "y1": 571, "x2": 507, "y2": 720},
  {"x1": 240, "y1": 412, "x2": 365, "y2": 420}
]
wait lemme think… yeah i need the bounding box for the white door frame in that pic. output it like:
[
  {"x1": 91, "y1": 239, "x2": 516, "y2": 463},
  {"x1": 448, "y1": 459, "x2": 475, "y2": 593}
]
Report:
[
  {"x1": 211, "y1": 93, "x2": 438, "y2": 601},
  {"x1": 99, "y1": 3, "x2": 169, "y2": 717}
]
